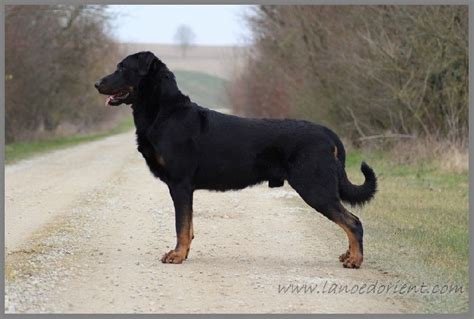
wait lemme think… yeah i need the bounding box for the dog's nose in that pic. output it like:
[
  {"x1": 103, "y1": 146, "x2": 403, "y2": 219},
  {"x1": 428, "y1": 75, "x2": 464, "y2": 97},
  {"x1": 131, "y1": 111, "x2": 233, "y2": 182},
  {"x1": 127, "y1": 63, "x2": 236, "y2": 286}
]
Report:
[{"x1": 94, "y1": 80, "x2": 102, "y2": 89}]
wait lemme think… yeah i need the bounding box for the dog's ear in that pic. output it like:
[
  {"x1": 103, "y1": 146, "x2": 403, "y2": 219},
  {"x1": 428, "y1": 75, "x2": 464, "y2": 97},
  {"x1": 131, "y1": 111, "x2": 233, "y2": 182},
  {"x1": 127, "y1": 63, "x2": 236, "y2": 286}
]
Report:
[{"x1": 138, "y1": 52, "x2": 157, "y2": 76}]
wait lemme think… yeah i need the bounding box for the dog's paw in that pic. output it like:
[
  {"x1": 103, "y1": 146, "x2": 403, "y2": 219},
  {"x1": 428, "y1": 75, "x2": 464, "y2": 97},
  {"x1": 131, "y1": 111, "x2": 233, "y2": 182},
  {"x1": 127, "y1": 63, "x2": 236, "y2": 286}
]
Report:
[
  {"x1": 339, "y1": 249, "x2": 350, "y2": 262},
  {"x1": 161, "y1": 249, "x2": 187, "y2": 264},
  {"x1": 342, "y1": 254, "x2": 363, "y2": 269}
]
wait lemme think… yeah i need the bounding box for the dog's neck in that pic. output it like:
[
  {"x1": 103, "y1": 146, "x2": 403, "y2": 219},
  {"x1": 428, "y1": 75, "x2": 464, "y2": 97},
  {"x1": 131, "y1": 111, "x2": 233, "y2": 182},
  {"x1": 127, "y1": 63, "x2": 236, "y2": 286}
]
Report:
[{"x1": 131, "y1": 68, "x2": 191, "y2": 133}]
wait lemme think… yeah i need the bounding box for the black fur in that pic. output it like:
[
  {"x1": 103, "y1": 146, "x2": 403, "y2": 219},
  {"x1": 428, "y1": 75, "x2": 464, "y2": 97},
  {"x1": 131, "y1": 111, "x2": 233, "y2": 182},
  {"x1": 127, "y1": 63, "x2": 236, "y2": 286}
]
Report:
[{"x1": 95, "y1": 51, "x2": 377, "y2": 268}]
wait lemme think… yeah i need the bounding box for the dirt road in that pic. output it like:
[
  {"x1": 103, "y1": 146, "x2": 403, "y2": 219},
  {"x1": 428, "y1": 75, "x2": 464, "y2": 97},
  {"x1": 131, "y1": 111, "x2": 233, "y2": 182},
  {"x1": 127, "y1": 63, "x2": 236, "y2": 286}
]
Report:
[{"x1": 5, "y1": 131, "x2": 415, "y2": 313}]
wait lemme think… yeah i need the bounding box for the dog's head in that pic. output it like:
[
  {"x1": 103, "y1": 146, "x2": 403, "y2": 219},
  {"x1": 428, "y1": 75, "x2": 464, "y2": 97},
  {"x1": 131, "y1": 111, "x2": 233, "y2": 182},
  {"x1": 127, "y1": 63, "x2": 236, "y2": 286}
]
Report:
[{"x1": 95, "y1": 51, "x2": 159, "y2": 106}]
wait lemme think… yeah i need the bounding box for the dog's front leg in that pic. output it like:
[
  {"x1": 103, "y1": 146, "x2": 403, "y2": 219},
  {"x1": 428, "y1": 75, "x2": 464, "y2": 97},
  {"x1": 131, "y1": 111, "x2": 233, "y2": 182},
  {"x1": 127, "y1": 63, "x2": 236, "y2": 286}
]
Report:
[{"x1": 161, "y1": 181, "x2": 193, "y2": 264}]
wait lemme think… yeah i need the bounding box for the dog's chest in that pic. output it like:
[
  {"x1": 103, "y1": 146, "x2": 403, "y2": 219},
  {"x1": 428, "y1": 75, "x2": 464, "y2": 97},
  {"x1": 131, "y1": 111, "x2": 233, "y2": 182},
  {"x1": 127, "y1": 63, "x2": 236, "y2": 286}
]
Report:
[{"x1": 136, "y1": 134, "x2": 167, "y2": 180}]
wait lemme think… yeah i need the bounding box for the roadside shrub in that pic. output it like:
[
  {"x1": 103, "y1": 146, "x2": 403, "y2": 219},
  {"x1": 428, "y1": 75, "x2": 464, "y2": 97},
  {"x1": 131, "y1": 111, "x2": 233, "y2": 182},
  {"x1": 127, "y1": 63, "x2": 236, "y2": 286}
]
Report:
[{"x1": 231, "y1": 6, "x2": 468, "y2": 147}]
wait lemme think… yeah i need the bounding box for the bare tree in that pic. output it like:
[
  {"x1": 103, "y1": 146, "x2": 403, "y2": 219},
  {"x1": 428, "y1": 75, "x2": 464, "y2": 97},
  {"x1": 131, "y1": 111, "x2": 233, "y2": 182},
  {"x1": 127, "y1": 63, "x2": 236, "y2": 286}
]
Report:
[
  {"x1": 174, "y1": 24, "x2": 196, "y2": 58},
  {"x1": 230, "y1": 5, "x2": 468, "y2": 145},
  {"x1": 5, "y1": 5, "x2": 120, "y2": 143}
]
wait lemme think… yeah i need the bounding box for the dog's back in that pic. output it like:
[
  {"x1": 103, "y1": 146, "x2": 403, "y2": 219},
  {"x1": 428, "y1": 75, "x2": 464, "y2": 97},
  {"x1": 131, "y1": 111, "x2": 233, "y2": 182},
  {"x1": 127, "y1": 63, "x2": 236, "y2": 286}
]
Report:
[{"x1": 190, "y1": 107, "x2": 337, "y2": 191}]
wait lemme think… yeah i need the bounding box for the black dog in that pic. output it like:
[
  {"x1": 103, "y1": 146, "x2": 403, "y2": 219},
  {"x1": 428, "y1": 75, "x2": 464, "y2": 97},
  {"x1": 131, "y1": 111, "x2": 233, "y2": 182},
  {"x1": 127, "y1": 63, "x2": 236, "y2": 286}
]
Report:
[{"x1": 95, "y1": 51, "x2": 377, "y2": 269}]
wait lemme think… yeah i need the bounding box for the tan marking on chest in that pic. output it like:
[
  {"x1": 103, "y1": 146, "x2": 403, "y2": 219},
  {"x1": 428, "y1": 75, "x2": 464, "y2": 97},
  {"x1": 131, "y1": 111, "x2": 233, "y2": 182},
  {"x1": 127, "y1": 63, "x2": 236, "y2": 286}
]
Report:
[{"x1": 156, "y1": 154, "x2": 166, "y2": 166}]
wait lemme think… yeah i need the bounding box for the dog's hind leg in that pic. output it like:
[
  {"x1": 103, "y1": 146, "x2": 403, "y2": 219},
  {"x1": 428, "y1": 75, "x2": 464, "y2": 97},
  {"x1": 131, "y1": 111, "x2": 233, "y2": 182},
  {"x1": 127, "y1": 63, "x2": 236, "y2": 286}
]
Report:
[
  {"x1": 288, "y1": 153, "x2": 364, "y2": 269},
  {"x1": 331, "y1": 204, "x2": 364, "y2": 268},
  {"x1": 161, "y1": 181, "x2": 194, "y2": 264}
]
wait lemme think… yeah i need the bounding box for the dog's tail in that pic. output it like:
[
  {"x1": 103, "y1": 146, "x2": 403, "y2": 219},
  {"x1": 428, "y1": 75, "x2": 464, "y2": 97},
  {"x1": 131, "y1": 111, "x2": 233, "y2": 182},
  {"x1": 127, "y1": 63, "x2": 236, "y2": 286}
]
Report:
[{"x1": 338, "y1": 161, "x2": 377, "y2": 206}]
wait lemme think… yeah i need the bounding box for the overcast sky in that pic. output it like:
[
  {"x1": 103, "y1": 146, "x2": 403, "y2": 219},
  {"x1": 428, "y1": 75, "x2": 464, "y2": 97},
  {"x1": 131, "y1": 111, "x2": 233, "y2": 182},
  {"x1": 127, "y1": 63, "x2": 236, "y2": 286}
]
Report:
[{"x1": 107, "y1": 5, "x2": 254, "y2": 46}]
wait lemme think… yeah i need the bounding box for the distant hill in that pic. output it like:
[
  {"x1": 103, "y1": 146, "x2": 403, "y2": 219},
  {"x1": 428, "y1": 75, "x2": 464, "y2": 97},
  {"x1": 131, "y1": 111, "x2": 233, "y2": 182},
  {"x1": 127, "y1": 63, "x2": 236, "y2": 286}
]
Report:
[{"x1": 173, "y1": 70, "x2": 230, "y2": 110}]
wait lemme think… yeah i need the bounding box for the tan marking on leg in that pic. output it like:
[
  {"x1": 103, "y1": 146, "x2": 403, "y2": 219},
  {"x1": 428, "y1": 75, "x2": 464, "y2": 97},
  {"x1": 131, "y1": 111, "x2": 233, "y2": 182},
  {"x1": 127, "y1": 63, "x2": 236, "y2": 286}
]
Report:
[
  {"x1": 337, "y1": 222, "x2": 363, "y2": 269},
  {"x1": 337, "y1": 210, "x2": 359, "y2": 262},
  {"x1": 161, "y1": 209, "x2": 193, "y2": 264},
  {"x1": 334, "y1": 146, "x2": 338, "y2": 159}
]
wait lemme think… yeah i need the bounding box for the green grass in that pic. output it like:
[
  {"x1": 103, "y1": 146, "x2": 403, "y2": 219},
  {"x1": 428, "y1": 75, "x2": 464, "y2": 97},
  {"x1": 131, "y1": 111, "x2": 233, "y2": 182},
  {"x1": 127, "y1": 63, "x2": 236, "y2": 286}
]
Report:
[
  {"x1": 5, "y1": 117, "x2": 134, "y2": 164},
  {"x1": 173, "y1": 70, "x2": 230, "y2": 109},
  {"x1": 344, "y1": 150, "x2": 469, "y2": 313}
]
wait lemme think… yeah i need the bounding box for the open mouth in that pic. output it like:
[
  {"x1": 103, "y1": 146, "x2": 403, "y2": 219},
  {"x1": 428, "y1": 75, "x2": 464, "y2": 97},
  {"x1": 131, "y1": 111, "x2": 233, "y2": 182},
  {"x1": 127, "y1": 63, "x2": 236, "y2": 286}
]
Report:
[{"x1": 105, "y1": 89, "x2": 130, "y2": 106}]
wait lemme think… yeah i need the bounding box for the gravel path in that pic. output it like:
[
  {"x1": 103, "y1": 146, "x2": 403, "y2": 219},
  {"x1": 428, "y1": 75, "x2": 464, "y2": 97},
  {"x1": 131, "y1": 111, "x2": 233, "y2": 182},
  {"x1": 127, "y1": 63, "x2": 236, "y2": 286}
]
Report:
[{"x1": 5, "y1": 131, "x2": 416, "y2": 313}]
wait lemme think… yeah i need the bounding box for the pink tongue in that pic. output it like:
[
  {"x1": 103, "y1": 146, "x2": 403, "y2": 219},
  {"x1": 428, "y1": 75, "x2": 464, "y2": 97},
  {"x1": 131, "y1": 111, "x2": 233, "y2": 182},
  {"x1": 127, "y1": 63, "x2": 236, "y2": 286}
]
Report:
[{"x1": 105, "y1": 96, "x2": 113, "y2": 106}]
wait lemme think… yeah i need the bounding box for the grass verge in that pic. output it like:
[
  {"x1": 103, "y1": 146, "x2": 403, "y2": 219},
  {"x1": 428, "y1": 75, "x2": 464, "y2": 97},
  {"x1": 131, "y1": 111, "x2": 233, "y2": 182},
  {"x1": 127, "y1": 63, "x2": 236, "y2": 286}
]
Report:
[
  {"x1": 344, "y1": 150, "x2": 468, "y2": 313},
  {"x1": 5, "y1": 117, "x2": 134, "y2": 164}
]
